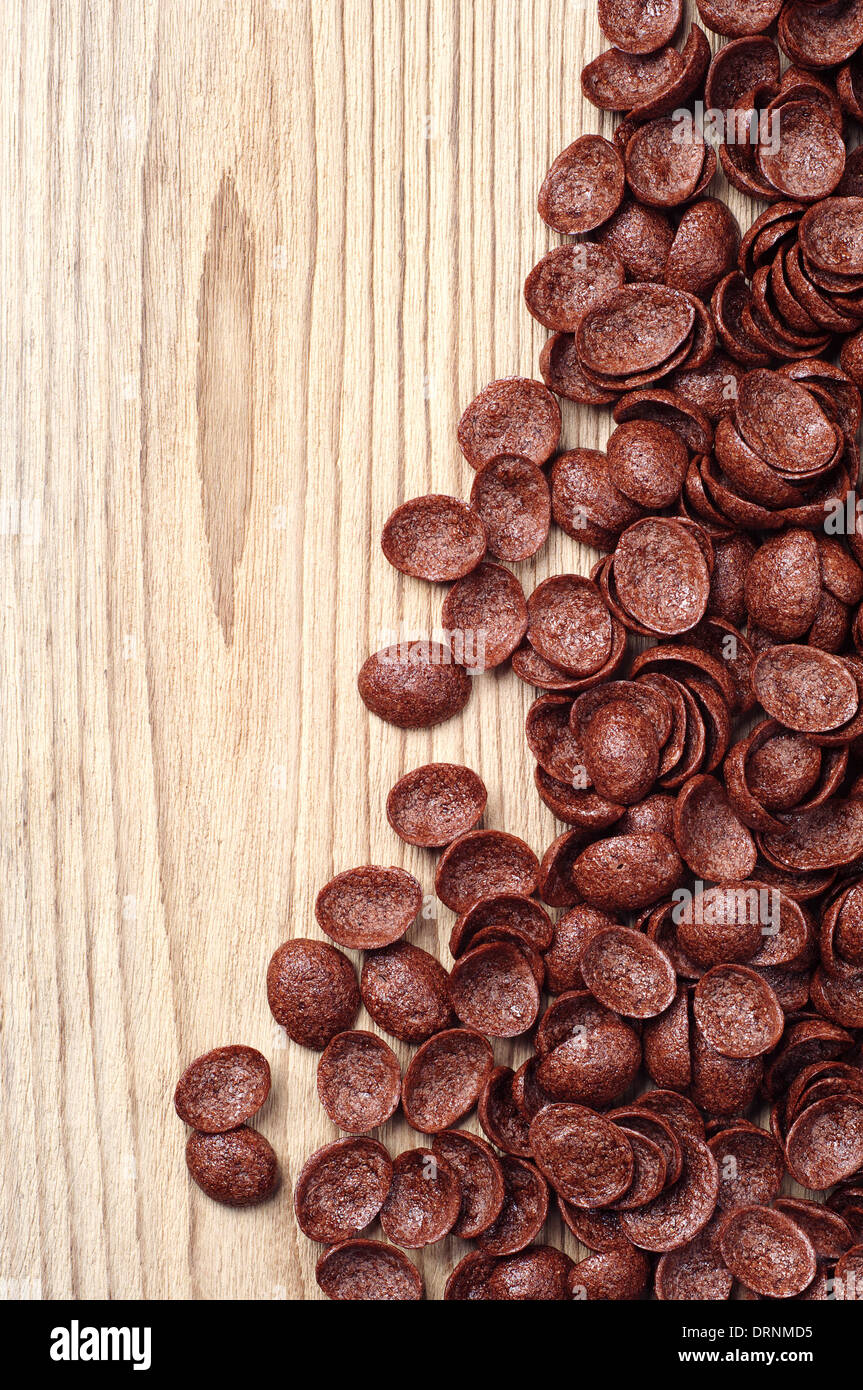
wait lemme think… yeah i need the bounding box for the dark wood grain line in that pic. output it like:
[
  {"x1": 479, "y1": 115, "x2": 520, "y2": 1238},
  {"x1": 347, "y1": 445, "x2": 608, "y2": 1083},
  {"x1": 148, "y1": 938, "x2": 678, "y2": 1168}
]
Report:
[{"x1": 196, "y1": 173, "x2": 256, "y2": 647}]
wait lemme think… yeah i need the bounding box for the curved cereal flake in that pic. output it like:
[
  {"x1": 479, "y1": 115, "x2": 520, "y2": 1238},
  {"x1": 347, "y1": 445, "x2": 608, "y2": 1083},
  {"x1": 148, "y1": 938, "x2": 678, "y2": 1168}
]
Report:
[
  {"x1": 441, "y1": 561, "x2": 528, "y2": 670},
  {"x1": 810, "y1": 966, "x2": 863, "y2": 1028},
  {"x1": 524, "y1": 244, "x2": 625, "y2": 333},
  {"x1": 431, "y1": 1130, "x2": 505, "y2": 1240},
  {"x1": 537, "y1": 135, "x2": 625, "y2": 235},
  {"x1": 317, "y1": 1030, "x2": 401, "y2": 1133},
  {"x1": 358, "y1": 641, "x2": 472, "y2": 729},
  {"x1": 665, "y1": 199, "x2": 741, "y2": 301},
  {"x1": 536, "y1": 993, "x2": 624, "y2": 1062},
  {"x1": 315, "y1": 1240, "x2": 422, "y2": 1301},
  {"x1": 827, "y1": 1188, "x2": 863, "y2": 1240},
  {"x1": 690, "y1": 1025, "x2": 763, "y2": 1117},
  {"x1": 719, "y1": 1205, "x2": 817, "y2": 1298},
  {"x1": 558, "y1": 1197, "x2": 633, "y2": 1252},
  {"x1": 293, "y1": 1137, "x2": 392, "y2": 1242},
  {"x1": 174, "y1": 1046, "x2": 271, "y2": 1133},
  {"x1": 465, "y1": 926, "x2": 545, "y2": 991},
  {"x1": 381, "y1": 494, "x2": 486, "y2": 581},
  {"x1": 655, "y1": 1218, "x2": 734, "y2": 1300},
  {"x1": 676, "y1": 881, "x2": 769, "y2": 967},
  {"x1": 267, "y1": 938, "x2": 360, "y2": 1051},
  {"x1": 596, "y1": 199, "x2": 675, "y2": 282},
  {"x1": 775, "y1": 1198, "x2": 855, "y2": 1260},
  {"x1": 443, "y1": 1249, "x2": 499, "y2": 1300},
  {"x1": 818, "y1": 536, "x2": 863, "y2": 606},
  {"x1": 835, "y1": 883, "x2": 863, "y2": 966},
  {"x1": 484, "y1": 1245, "x2": 574, "y2": 1300},
  {"x1": 536, "y1": 1006, "x2": 641, "y2": 1108},
  {"x1": 744, "y1": 531, "x2": 821, "y2": 640},
  {"x1": 673, "y1": 774, "x2": 757, "y2": 881},
  {"x1": 620, "y1": 793, "x2": 675, "y2": 837},
  {"x1": 638, "y1": 1089, "x2": 706, "y2": 1142},
  {"x1": 643, "y1": 986, "x2": 693, "y2": 1089},
  {"x1": 627, "y1": 25, "x2": 712, "y2": 123},
  {"x1": 764, "y1": 1019, "x2": 853, "y2": 1102},
  {"x1": 752, "y1": 647, "x2": 859, "y2": 734},
  {"x1": 614, "y1": 386, "x2": 715, "y2": 454},
  {"x1": 711, "y1": 271, "x2": 775, "y2": 366},
  {"x1": 779, "y1": 0, "x2": 863, "y2": 71},
  {"x1": 704, "y1": 35, "x2": 780, "y2": 114},
  {"x1": 694, "y1": 965, "x2": 784, "y2": 1059},
  {"x1": 525, "y1": 694, "x2": 583, "y2": 783},
  {"x1": 734, "y1": 369, "x2": 838, "y2": 473},
  {"x1": 457, "y1": 377, "x2": 561, "y2": 470},
  {"x1": 606, "y1": 419, "x2": 688, "y2": 509},
  {"x1": 624, "y1": 119, "x2": 706, "y2": 208},
  {"x1": 621, "y1": 1129, "x2": 719, "y2": 1252},
  {"x1": 612, "y1": 518, "x2": 711, "y2": 635},
  {"x1": 535, "y1": 765, "x2": 626, "y2": 830},
  {"x1": 748, "y1": 732, "x2": 826, "y2": 815},
  {"x1": 542, "y1": 905, "x2": 618, "y2": 995},
  {"x1": 715, "y1": 418, "x2": 810, "y2": 510},
  {"x1": 475, "y1": 1156, "x2": 549, "y2": 1255},
  {"x1": 315, "y1": 865, "x2": 422, "y2": 950},
  {"x1": 449, "y1": 941, "x2": 541, "y2": 1038},
  {"x1": 469, "y1": 455, "x2": 550, "y2": 561},
  {"x1": 569, "y1": 1245, "x2": 651, "y2": 1299},
  {"x1": 578, "y1": 698, "x2": 662, "y2": 805},
  {"x1": 757, "y1": 100, "x2": 846, "y2": 202},
  {"x1": 379, "y1": 1147, "x2": 461, "y2": 1248},
  {"x1": 800, "y1": 196, "x2": 863, "y2": 278},
  {"x1": 838, "y1": 54, "x2": 863, "y2": 121},
  {"x1": 840, "y1": 145, "x2": 863, "y2": 196},
  {"x1": 513, "y1": 1056, "x2": 557, "y2": 1122},
  {"x1": 386, "y1": 762, "x2": 486, "y2": 848},
  {"x1": 360, "y1": 942, "x2": 453, "y2": 1044},
  {"x1": 598, "y1": 0, "x2": 682, "y2": 54},
  {"x1": 573, "y1": 832, "x2": 684, "y2": 912},
  {"x1": 577, "y1": 284, "x2": 696, "y2": 377},
  {"x1": 527, "y1": 574, "x2": 613, "y2": 676},
  {"x1": 669, "y1": 351, "x2": 747, "y2": 423},
  {"x1": 536, "y1": 830, "x2": 586, "y2": 909},
  {"x1": 612, "y1": 1106, "x2": 685, "y2": 1186},
  {"x1": 572, "y1": 678, "x2": 672, "y2": 767},
  {"x1": 551, "y1": 449, "x2": 643, "y2": 550},
  {"x1": 512, "y1": 642, "x2": 596, "y2": 693},
  {"x1": 450, "y1": 893, "x2": 553, "y2": 957},
  {"x1": 536, "y1": 1039, "x2": 641, "y2": 1112},
  {"x1": 696, "y1": 0, "x2": 782, "y2": 37},
  {"x1": 581, "y1": 45, "x2": 685, "y2": 111},
  {"x1": 841, "y1": 329, "x2": 863, "y2": 388},
  {"x1": 529, "y1": 1104, "x2": 635, "y2": 1208},
  {"x1": 186, "y1": 1127, "x2": 278, "y2": 1208},
  {"x1": 740, "y1": 729, "x2": 808, "y2": 816},
  {"x1": 539, "y1": 332, "x2": 620, "y2": 405},
  {"x1": 609, "y1": 1128, "x2": 668, "y2": 1210},
  {"x1": 738, "y1": 201, "x2": 804, "y2": 280},
  {"x1": 401, "y1": 1028, "x2": 494, "y2": 1133},
  {"x1": 435, "y1": 829, "x2": 539, "y2": 913},
  {"x1": 479, "y1": 1066, "x2": 533, "y2": 1158},
  {"x1": 579, "y1": 925, "x2": 676, "y2": 1018}
]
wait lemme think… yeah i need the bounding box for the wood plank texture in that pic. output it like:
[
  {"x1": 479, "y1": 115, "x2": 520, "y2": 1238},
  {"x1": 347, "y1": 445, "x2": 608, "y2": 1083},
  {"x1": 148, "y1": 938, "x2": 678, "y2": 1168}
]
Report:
[{"x1": 1, "y1": 0, "x2": 831, "y2": 1300}]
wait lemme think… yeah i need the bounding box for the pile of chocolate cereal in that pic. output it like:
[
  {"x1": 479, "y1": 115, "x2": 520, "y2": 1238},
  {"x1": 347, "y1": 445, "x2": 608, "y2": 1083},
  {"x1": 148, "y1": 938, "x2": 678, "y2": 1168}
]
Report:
[{"x1": 178, "y1": 0, "x2": 863, "y2": 1300}]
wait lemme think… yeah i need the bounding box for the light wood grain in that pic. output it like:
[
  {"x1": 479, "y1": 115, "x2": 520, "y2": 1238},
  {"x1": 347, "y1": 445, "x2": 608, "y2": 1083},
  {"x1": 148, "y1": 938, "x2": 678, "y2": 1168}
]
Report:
[{"x1": 1, "y1": 0, "x2": 826, "y2": 1301}]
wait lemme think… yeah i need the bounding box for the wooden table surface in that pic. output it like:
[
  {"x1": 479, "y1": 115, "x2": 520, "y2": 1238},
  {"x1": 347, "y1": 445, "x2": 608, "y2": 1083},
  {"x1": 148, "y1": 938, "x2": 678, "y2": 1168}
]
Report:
[{"x1": 2, "y1": 0, "x2": 828, "y2": 1301}]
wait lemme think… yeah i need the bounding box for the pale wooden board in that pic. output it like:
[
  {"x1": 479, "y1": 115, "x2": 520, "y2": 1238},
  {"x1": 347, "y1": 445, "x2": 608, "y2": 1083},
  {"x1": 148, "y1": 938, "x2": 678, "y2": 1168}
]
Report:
[{"x1": 1, "y1": 0, "x2": 826, "y2": 1301}]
